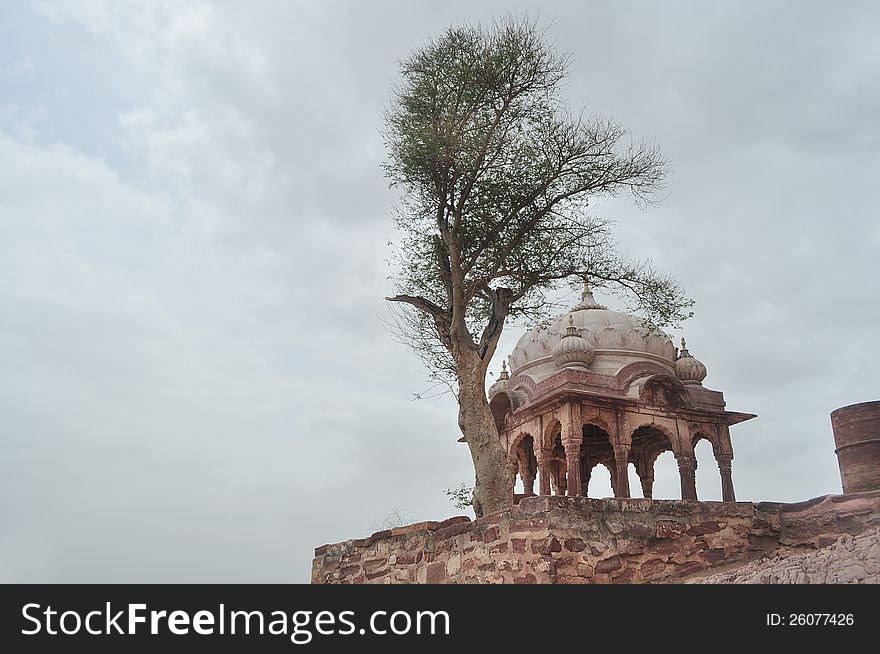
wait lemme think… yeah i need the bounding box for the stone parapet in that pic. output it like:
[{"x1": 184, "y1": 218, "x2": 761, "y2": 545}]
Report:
[{"x1": 311, "y1": 492, "x2": 880, "y2": 584}]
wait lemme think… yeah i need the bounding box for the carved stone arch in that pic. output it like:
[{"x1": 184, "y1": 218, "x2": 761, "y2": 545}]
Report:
[
  {"x1": 628, "y1": 420, "x2": 679, "y2": 456},
  {"x1": 583, "y1": 460, "x2": 616, "y2": 499},
  {"x1": 690, "y1": 427, "x2": 721, "y2": 458},
  {"x1": 579, "y1": 407, "x2": 612, "y2": 436},
  {"x1": 508, "y1": 430, "x2": 532, "y2": 456},
  {"x1": 508, "y1": 374, "x2": 539, "y2": 402},
  {"x1": 580, "y1": 422, "x2": 615, "y2": 459},
  {"x1": 510, "y1": 433, "x2": 538, "y2": 495},
  {"x1": 616, "y1": 361, "x2": 678, "y2": 390},
  {"x1": 639, "y1": 376, "x2": 692, "y2": 411},
  {"x1": 542, "y1": 416, "x2": 562, "y2": 451},
  {"x1": 586, "y1": 460, "x2": 615, "y2": 478},
  {"x1": 489, "y1": 392, "x2": 513, "y2": 434}
]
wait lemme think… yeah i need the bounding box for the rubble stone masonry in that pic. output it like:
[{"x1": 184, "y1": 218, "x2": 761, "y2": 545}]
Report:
[{"x1": 311, "y1": 491, "x2": 880, "y2": 584}]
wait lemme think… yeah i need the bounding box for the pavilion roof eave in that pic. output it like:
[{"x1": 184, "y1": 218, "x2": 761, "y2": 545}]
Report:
[{"x1": 722, "y1": 411, "x2": 758, "y2": 426}]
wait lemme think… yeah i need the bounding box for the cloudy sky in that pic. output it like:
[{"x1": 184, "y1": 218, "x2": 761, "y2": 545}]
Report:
[{"x1": 1, "y1": 1, "x2": 877, "y2": 583}]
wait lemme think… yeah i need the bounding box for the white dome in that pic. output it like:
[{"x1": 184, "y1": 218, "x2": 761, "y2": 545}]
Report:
[{"x1": 507, "y1": 289, "x2": 676, "y2": 382}]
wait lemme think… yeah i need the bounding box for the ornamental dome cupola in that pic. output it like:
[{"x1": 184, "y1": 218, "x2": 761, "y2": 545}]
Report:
[
  {"x1": 508, "y1": 280, "x2": 676, "y2": 380},
  {"x1": 488, "y1": 360, "x2": 511, "y2": 399},
  {"x1": 551, "y1": 314, "x2": 595, "y2": 369},
  {"x1": 674, "y1": 337, "x2": 708, "y2": 385}
]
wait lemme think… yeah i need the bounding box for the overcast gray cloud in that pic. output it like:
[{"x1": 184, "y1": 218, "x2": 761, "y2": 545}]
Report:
[{"x1": 1, "y1": 1, "x2": 877, "y2": 582}]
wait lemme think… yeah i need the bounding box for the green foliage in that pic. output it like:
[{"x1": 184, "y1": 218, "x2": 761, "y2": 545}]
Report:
[
  {"x1": 383, "y1": 16, "x2": 693, "y2": 383},
  {"x1": 384, "y1": 14, "x2": 693, "y2": 384},
  {"x1": 445, "y1": 483, "x2": 474, "y2": 510}
]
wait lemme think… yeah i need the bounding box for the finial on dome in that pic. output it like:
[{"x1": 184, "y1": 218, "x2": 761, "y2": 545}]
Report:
[
  {"x1": 679, "y1": 337, "x2": 691, "y2": 358},
  {"x1": 488, "y1": 359, "x2": 510, "y2": 399},
  {"x1": 564, "y1": 314, "x2": 579, "y2": 337},
  {"x1": 571, "y1": 276, "x2": 606, "y2": 311}
]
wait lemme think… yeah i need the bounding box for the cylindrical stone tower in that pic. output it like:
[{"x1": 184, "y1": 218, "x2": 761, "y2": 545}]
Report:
[{"x1": 831, "y1": 400, "x2": 880, "y2": 494}]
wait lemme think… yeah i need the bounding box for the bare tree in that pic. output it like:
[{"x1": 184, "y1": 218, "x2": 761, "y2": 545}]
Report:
[{"x1": 383, "y1": 16, "x2": 692, "y2": 516}]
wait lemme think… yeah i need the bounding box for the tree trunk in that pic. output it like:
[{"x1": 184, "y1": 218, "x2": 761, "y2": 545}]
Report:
[{"x1": 456, "y1": 353, "x2": 516, "y2": 517}]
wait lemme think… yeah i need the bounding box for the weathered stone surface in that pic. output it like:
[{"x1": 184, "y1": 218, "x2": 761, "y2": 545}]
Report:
[
  {"x1": 426, "y1": 562, "x2": 446, "y2": 584},
  {"x1": 311, "y1": 492, "x2": 880, "y2": 585},
  {"x1": 509, "y1": 518, "x2": 549, "y2": 532},
  {"x1": 435, "y1": 516, "x2": 472, "y2": 530},
  {"x1": 594, "y1": 555, "x2": 622, "y2": 573},
  {"x1": 656, "y1": 521, "x2": 686, "y2": 538},
  {"x1": 700, "y1": 549, "x2": 727, "y2": 565},
  {"x1": 435, "y1": 522, "x2": 473, "y2": 540},
  {"x1": 640, "y1": 558, "x2": 667, "y2": 577},
  {"x1": 624, "y1": 523, "x2": 655, "y2": 539},
  {"x1": 692, "y1": 527, "x2": 880, "y2": 584},
  {"x1": 531, "y1": 537, "x2": 562, "y2": 555},
  {"x1": 686, "y1": 521, "x2": 722, "y2": 536}
]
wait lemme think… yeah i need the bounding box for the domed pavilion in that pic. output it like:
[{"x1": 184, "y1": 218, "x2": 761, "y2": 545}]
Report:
[{"x1": 487, "y1": 283, "x2": 755, "y2": 502}]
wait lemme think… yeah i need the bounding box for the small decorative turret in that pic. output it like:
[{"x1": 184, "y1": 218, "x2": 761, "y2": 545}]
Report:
[
  {"x1": 571, "y1": 277, "x2": 607, "y2": 311},
  {"x1": 488, "y1": 360, "x2": 511, "y2": 399},
  {"x1": 674, "y1": 337, "x2": 707, "y2": 385},
  {"x1": 552, "y1": 314, "x2": 595, "y2": 369}
]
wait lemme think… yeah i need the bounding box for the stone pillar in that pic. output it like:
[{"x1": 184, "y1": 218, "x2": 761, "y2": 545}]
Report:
[
  {"x1": 561, "y1": 403, "x2": 582, "y2": 497},
  {"x1": 613, "y1": 445, "x2": 631, "y2": 498},
  {"x1": 522, "y1": 474, "x2": 536, "y2": 496},
  {"x1": 608, "y1": 464, "x2": 617, "y2": 497},
  {"x1": 676, "y1": 453, "x2": 698, "y2": 500},
  {"x1": 640, "y1": 473, "x2": 655, "y2": 499},
  {"x1": 631, "y1": 449, "x2": 654, "y2": 499},
  {"x1": 582, "y1": 461, "x2": 592, "y2": 498},
  {"x1": 535, "y1": 448, "x2": 551, "y2": 496},
  {"x1": 716, "y1": 454, "x2": 735, "y2": 502},
  {"x1": 564, "y1": 437, "x2": 582, "y2": 497}
]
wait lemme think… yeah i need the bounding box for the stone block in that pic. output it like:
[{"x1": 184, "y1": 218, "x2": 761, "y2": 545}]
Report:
[
  {"x1": 434, "y1": 516, "x2": 472, "y2": 530},
  {"x1": 700, "y1": 549, "x2": 727, "y2": 565},
  {"x1": 435, "y1": 522, "x2": 473, "y2": 541},
  {"x1": 685, "y1": 521, "x2": 722, "y2": 536},
  {"x1": 509, "y1": 518, "x2": 550, "y2": 532},
  {"x1": 577, "y1": 563, "x2": 595, "y2": 577},
  {"x1": 595, "y1": 555, "x2": 622, "y2": 573},
  {"x1": 640, "y1": 558, "x2": 667, "y2": 577},
  {"x1": 656, "y1": 521, "x2": 686, "y2": 538},
  {"x1": 616, "y1": 538, "x2": 647, "y2": 555},
  {"x1": 531, "y1": 537, "x2": 563, "y2": 555},
  {"x1": 426, "y1": 562, "x2": 446, "y2": 584},
  {"x1": 624, "y1": 522, "x2": 654, "y2": 538}
]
